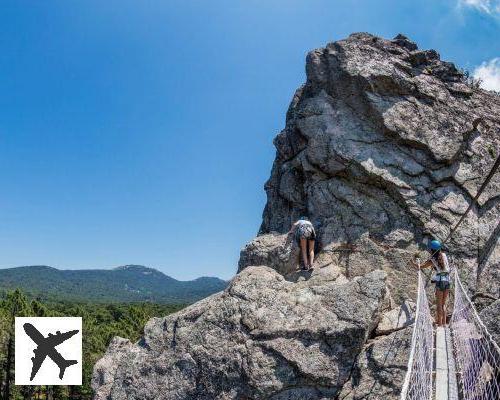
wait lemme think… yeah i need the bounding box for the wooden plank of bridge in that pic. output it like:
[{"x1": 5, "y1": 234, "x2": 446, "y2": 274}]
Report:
[{"x1": 435, "y1": 326, "x2": 459, "y2": 400}]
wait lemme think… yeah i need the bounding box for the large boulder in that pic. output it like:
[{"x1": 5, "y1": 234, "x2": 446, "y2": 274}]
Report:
[
  {"x1": 375, "y1": 301, "x2": 416, "y2": 336},
  {"x1": 238, "y1": 232, "x2": 301, "y2": 275},
  {"x1": 92, "y1": 266, "x2": 388, "y2": 399}
]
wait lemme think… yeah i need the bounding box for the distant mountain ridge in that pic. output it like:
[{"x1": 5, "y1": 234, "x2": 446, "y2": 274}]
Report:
[{"x1": 0, "y1": 265, "x2": 227, "y2": 304}]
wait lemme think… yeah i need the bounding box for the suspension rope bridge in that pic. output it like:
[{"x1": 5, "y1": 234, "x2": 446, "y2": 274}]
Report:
[
  {"x1": 400, "y1": 154, "x2": 500, "y2": 400},
  {"x1": 400, "y1": 267, "x2": 500, "y2": 400}
]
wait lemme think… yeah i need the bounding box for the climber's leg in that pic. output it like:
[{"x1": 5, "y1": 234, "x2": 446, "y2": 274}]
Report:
[
  {"x1": 300, "y1": 238, "x2": 308, "y2": 270},
  {"x1": 435, "y1": 289, "x2": 444, "y2": 326},
  {"x1": 308, "y1": 240, "x2": 315, "y2": 269},
  {"x1": 441, "y1": 288, "x2": 449, "y2": 325}
]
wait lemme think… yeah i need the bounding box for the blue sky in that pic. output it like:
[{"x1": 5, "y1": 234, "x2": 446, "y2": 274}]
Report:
[{"x1": 1, "y1": 0, "x2": 499, "y2": 280}]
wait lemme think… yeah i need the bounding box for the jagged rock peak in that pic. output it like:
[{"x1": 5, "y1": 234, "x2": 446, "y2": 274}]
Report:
[{"x1": 257, "y1": 31, "x2": 499, "y2": 300}]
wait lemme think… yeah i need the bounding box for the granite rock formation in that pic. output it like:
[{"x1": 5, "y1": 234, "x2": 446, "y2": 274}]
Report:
[
  {"x1": 243, "y1": 32, "x2": 499, "y2": 303},
  {"x1": 93, "y1": 33, "x2": 499, "y2": 400}
]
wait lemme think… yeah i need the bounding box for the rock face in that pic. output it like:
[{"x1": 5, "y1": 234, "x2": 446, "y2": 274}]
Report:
[
  {"x1": 93, "y1": 266, "x2": 388, "y2": 399},
  {"x1": 93, "y1": 33, "x2": 500, "y2": 400},
  {"x1": 479, "y1": 299, "x2": 500, "y2": 345},
  {"x1": 339, "y1": 326, "x2": 413, "y2": 400},
  {"x1": 238, "y1": 233, "x2": 300, "y2": 275},
  {"x1": 250, "y1": 32, "x2": 500, "y2": 300}
]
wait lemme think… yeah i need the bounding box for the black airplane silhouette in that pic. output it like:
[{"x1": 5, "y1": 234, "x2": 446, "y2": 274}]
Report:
[{"x1": 23, "y1": 323, "x2": 79, "y2": 380}]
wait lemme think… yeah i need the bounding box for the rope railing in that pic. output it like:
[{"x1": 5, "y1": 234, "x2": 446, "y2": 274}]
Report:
[
  {"x1": 450, "y1": 270, "x2": 500, "y2": 400},
  {"x1": 400, "y1": 270, "x2": 434, "y2": 400}
]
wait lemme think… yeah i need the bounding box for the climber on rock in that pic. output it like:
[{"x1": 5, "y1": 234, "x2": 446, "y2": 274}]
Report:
[
  {"x1": 415, "y1": 239, "x2": 450, "y2": 326},
  {"x1": 290, "y1": 217, "x2": 316, "y2": 271}
]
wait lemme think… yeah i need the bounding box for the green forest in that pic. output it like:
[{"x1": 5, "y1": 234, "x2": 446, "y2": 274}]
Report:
[{"x1": 0, "y1": 289, "x2": 184, "y2": 399}]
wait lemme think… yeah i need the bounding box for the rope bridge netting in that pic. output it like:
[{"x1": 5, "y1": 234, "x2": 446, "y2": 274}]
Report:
[
  {"x1": 400, "y1": 270, "x2": 434, "y2": 400},
  {"x1": 450, "y1": 270, "x2": 500, "y2": 400}
]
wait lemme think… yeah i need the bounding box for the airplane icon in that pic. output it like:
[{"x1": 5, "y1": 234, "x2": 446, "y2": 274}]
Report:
[{"x1": 23, "y1": 323, "x2": 79, "y2": 381}]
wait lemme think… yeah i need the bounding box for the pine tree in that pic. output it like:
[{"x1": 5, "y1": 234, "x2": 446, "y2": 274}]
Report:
[{"x1": 1, "y1": 289, "x2": 31, "y2": 399}]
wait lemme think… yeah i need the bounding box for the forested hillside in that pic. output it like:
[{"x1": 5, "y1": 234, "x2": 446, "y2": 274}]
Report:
[
  {"x1": 0, "y1": 265, "x2": 226, "y2": 304},
  {"x1": 0, "y1": 289, "x2": 184, "y2": 399}
]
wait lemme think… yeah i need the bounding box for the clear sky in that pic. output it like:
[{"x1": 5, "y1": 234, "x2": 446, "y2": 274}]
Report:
[{"x1": 1, "y1": 0, "x2": 499, "y2": 280}]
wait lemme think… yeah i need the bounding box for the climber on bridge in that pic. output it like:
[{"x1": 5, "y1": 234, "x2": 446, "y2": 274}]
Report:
[
  {"x1": 416, "y1": 239, "x2": 450, "y2": 326},
  {"x1": 290, "y1": 217, "x2": 316, "y2": 271}
]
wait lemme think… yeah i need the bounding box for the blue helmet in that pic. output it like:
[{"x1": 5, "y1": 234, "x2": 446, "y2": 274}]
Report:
[
  {"x1": 429, "y1": 239, "x2": 442, "y2": 251},
  {"x1": 299, "y1": 216, "x2": 309, "y2": 221}
]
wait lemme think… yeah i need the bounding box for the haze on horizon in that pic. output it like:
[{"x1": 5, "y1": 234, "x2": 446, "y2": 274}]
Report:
[{"x1": 1, "y1": 0, "x2": 499, "y2": 280}]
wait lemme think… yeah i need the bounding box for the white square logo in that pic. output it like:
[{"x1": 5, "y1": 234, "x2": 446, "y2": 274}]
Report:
[{"x1": 15, "y1": 317, "x2": 82, "y2": 385}]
